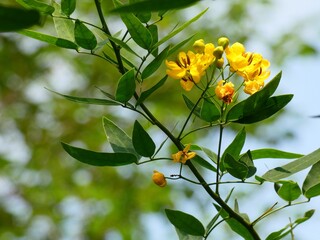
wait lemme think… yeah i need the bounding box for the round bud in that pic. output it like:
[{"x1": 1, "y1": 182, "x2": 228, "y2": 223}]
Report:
[
  {"x1": 193, "y1": 39, "x2": 205, "y2": 53},
  {"x1": 213, "y1": 46, "x2": 224, "y2": 59},
  {"x1": 152, "y1": 170, "x2": 167, "y2": 187},
  {"x1": 218, "y1": 37, "x2": 229, "y2": 49},
  {"x1": 216, "y1": 57, "x2": 224, "y2": 69}
]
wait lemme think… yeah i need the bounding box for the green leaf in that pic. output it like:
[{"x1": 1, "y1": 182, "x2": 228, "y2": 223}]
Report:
[
  {"x1": 61, "y1": 0, "x2": 76, "y2": 16},
  {"x1": 224, "y1": 154, "x2": 248, "y2": 180},
  {"x1": 18, "y1": 29, "x2": 78, "y2": 50},
  {"x1": 135, "y1": 10, "x2": 151, "y2": 23},
  {"x1": 227, "y1": 72, "x2": 284, "y2": 123},
  {"x1": 239, "y1": 151, "x2": 256, "y2": 178},
  {"x1": 190, "y1": 145, "x2": 217, "y2": 164},
  {"x1": 136, "y1": 75, "x2": 167, "y2": 106},
  {"x1": 266, "y1": 210, "x2": 315, "y2": 240},
  {"x1": 205, "y1": 212, "x2": 221, "y2": 237},
  {"x1": 200, "y1": 98, "x2": 220, "y2": 122},
  {"x1": 103, "y1": 117, "x2": 139, "y2": 159},
  {"x1": 221, "y1": 127, "x2": 246, "y2": 170},
  {"x1": 52, "y1": 1, "x2": 75, "y2": 42},
  {"x1": 294, "y1": 209, "x2": 315, "y2": 224},
  {"x1": 206, "y1": 189, "x2": 235, "y2": 236},
  {"x1": 182, "y1": 94, "x2": 201, "y2": 118},
  {"x1": 115, "y1": 68, "x2": 136, "y2": 103},
  {"x1": 274, "y1": 180, "x2": 301, "y2": 202},
  {"x1": 154, "y1": 8, "x2": 208, "y2": 49},
  {"x1": 192, "y1": 155, "x2": 217, "y2": 172},
  {"x1": 149, "y1": 25, "x2": 159, "y2": 56},
  {"x1": 214, "y1": 204, "x2": 254, "y2": 240},
  {"x1": 167, "y1": 35, "x2": 196, "y2": 57},
  {"x1": 0, "y1": 6, "x2": 40, "y2": 32},
  {"x1": 302, "y1": 161, "x2": 320, "y2": 198},
  {"x1": 141, "y1": 46, "x2": 170, "y2": 79},
  {"x1": 106, "y1": 34, "x2": 140, "y2": 57},
  {"x1": 74, "y1": 20, "x2": 97, "y2": 50},
  {"x1": 175, "y1": 228, "x2": 203, "y2": 240},
  {"x1": 165, "y1": 209, "x2": 205, "y2": 237},
  {"x1": 112, "y1": 0, "x2": 200, "y2": 13},
  {"x1": 16, "y1": 0, "x2": 55, "y2": 15},
  {"x1": 261, "y1": 148, "x2": 320, "y2": 182},
  {"x1": 265, "y1": 225, "x2": 288, "y2": 240},
  {"x1": 61, "y1": 142, "x2": 137, "y2": 166},
  {"x1": 229, "y1": 95, "x2": 293, "y2": 124},
  {"x1": 121, "y1": 13, "x2": 153, "y2": 50},
  {"x1": 250, "y1": 148, "x2": 303, "y2": 160},
  {"x1": 132, "y1": 120, "x2": 156, "y2": 157},
  {"x1": 49, "y1": 90, "x2": 123, "y2": 106},
  {"x1": 234, "y1": 199, "x2": 250, "y2": 223}
]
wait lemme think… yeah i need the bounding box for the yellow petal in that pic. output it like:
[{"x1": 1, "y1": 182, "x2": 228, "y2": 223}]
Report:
[
  {"x1": 172, "y1": 151, "x2": 183, "y2": 163},
  {"x1": 180, "y1": 80, "x2": 194, "y2": 91}
]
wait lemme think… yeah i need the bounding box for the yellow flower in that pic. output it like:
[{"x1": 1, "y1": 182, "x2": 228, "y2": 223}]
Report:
[
  {"x1": 172, "y1": 144, "x2": 196, "y2": 164},
  {"x1": 243, "y1": 57, "x2": 271, "y2": 82},
  {"x1": 225, "y1": 42, "x2": 248, "y2": 72},
  {"x1": 166, "y1": 39, "x2": 215, "y2": 91},
  {"x1": 243, "y1": 80, "x2": 264, "y2": 95},
  {"x1": 152, "y1": 170, "x2": 167, "y2": 187},
  {"x1": 197, "y1": 42, "x2": 215, "y2": 69},
  {"x1": 215, "y1": 80, "x2": 235, "y2": 104},
  {"x1": 166, "y1": 51, "x2": 204, "y2": 91},
  {"x1": 226, "y1": 42, "x2": 271, "y2": 94}
]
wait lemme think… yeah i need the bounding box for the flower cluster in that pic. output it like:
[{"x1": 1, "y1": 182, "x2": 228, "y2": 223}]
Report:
[
  {"x1": 225, "y1": 42, "x2": 270, "y2": 95},
  {"x1": 165, "y1": 37, "x2": 271, "y2": 101}
]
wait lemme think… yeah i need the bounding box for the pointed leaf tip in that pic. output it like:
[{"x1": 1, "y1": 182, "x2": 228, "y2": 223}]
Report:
[
  {"x1": 61, "y1": 142, "x2": 137, "y2": 166},
  {"x1": 165, "y1": 209, "x2": 205, "y2": 236},
  {"x1": 74, "y1": 20, "x2": 97, "y2": 50},
  {"x1": 132, "y1": 120, "x2": 156, "y2": 157}
]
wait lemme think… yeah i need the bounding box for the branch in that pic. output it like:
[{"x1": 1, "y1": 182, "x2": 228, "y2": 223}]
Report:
[{"x1": 93, "y1": 2, "x2": 261, "y2": 239}]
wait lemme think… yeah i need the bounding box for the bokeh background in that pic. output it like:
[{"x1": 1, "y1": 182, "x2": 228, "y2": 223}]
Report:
[{"x1": 1, "y1": 0, "x2": 320, "y2": 239}]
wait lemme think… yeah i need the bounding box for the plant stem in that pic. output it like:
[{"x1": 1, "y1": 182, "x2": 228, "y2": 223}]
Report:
[
  {"x1": 94, "y1": 0, "x2": 125, "y2": 73},
  {"x1": 252, "y1": 200, "x2": 310, "y2": 226},
  {"x1": 216, "y1": 123, "x2": 224, "y2": 195},
  {"x1": 94, "y1": 3, "x2": 261, "y2": 239}
]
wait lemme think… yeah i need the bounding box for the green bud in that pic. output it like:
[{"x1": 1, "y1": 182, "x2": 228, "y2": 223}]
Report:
[
  {"x1": 216, "y1": 58, "x2": 224, "y2": 69},
  {"x1": 218, "y1": 37, "x2": 229, "y2": 49},
  {"x1": 213, "y1": 46, "x2": 224, "y2": 59},
  {"x1": 193, "y1": 39, "x2": 205, "y2": 53}
]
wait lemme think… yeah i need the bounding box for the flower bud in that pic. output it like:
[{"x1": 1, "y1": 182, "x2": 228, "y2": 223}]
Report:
[
  {"x1": 152, "y1": 170, "x2": 167, "y2": 187},
  {"x1": 216, "y1": 57, "x2": 224, "y2": 69},
  {"x1": 193, "y1": 39, "x2": 205, "y2": 53},
  {"x1": 213, "y1": 46, "x2": 224, "y2": 59},
  {"x1": 218, "y1": 37, "x2": 229, "y2": 49}
]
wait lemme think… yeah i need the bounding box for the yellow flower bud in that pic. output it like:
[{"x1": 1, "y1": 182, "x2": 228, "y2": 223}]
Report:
[
  {"x1": 216, "y1": 57, "x2": 224, "y2": 69},
  {"x1": 218, "y1": 37, "x2": 229, "y2": 49},
  {"x1": 193, "y1": 39, "x2": 205, "y2": 53},
  {"x1": 213, "y1": 46, "x2": 224, "y2": 59},
  {"x1": 152, "y1": 170, "x2": 167, "y2": 187}
]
